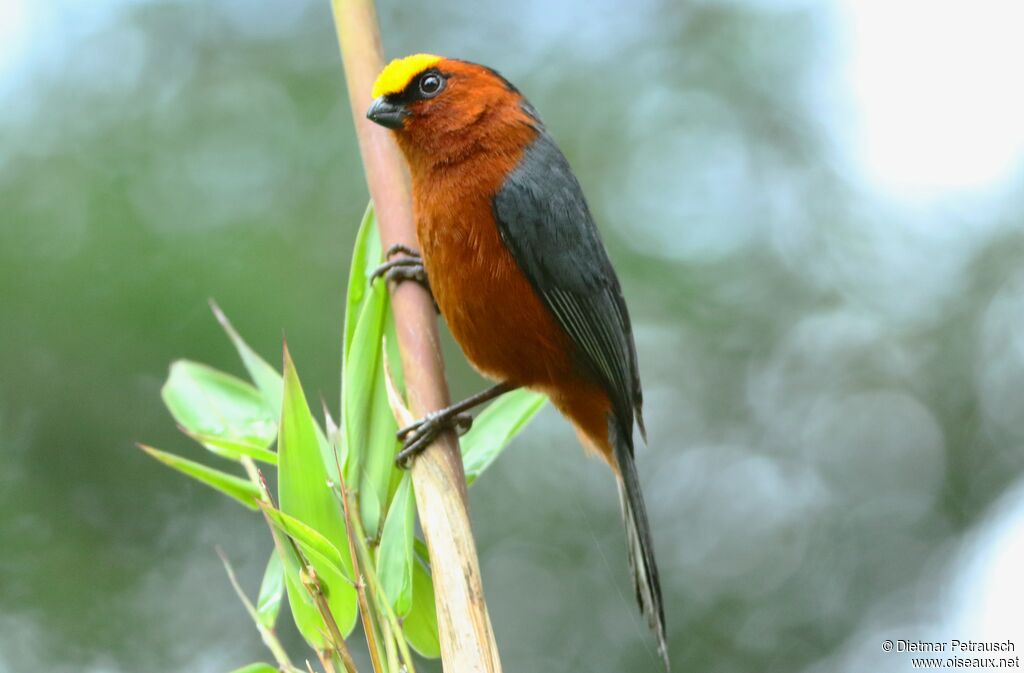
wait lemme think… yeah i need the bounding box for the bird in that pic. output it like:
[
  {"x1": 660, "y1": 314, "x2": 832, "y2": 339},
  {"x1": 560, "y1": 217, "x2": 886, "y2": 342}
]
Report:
[{"x1": 366, "y1": 54, "x2": 667, "y2": 667}]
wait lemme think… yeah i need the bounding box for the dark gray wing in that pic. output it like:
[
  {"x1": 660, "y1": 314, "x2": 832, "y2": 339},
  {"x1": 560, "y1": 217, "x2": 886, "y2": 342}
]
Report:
[{"x1": 492, "y1": 130, "x2": 644, "y2": 439}]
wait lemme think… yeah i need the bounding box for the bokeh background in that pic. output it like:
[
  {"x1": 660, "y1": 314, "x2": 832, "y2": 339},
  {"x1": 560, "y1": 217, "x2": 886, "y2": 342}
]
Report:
[{"x1": 2, "y1": 0, "x2": 1024, "y2": 671}]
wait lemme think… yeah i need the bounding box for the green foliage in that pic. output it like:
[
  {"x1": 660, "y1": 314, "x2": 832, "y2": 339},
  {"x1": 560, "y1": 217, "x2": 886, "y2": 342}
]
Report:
[
  {"x1": 227, "y1": 664, "x2": 278, "y2": 673},
  {"x1": 343, "y1": 206, "x2": 402, "y2": 540},
  {"x1": 261, "y1": 504, "x2": 354, "y2": 584},
  {"x1": 376, "y1": 473, "x2": 415, "y2": 616},
  {"x1": 162, "y1": 360, "x2": 277, "y2": 449},
  {"x1": 211, "y1": 301, "x2": 284, "y2": 411},
  {"x1": 255, "y1": 552, "x2": 284, "y2": 629},
  {"x1": 142, "y1": 205, "x2": 547, "y2": 672},
  {"x1": 402, "y1": 548, "x2": 441, "y2": 659},
  {"x1": 278, "y1": 346, "x2": 359, "y2": 639},
  {"x1": 461, "y1": 389, "x2": 547, "y2": 485},
  {"x1": 184, "y1": 431, "x2": 278, "y2": 465},
  {"x1": 138, "y1": 445, "x2": 261, "y2": 510}
]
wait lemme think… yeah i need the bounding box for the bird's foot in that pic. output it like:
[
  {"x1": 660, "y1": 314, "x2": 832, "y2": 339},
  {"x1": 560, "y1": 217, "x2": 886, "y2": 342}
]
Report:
[
  {"x1": 395, "y1": 409, "x2": 474, "y2": 467},
  {"x1": 371, "y1": 245, "x2": 436, "y2": 308},
  {"x1": 371, "y1": 257, "x2": 427, "y2": 286}
]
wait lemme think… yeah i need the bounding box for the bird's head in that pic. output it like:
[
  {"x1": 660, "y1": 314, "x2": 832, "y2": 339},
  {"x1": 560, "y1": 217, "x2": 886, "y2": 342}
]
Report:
[{"x1": 366, "y1": 54, "x2": 538, "y2": 164}]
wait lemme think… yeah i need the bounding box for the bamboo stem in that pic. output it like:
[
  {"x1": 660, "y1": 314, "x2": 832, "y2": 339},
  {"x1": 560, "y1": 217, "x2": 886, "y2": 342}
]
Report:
[
  {"x1": 328, "y1": 1, "x2": 503, "y2": 671},
  {"x1": 215, "y1": 546, "x2": 303, "y2": 673},
  {"x1": 343, "y1": 482, "x2": 418, "y2": 673},
  {"x1": 328, "y1": 413, "x2": 388, "y2": 673}
]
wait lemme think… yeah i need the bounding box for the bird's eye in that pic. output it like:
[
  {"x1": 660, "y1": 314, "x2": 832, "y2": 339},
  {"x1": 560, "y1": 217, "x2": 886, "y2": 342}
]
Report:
[{"x1": 418, "y1": 73, "x2": 444, "y2": 97}]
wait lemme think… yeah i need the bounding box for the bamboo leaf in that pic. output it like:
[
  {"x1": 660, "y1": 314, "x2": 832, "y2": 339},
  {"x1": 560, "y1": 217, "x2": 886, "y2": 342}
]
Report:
[
  {"x1": 461, "y1": 390, "x2": 548, "y2": 485},
  {"x1": 261, "y1": 504, "x2": 359, "y2": 648},
  {"x1": 382, "y1": 306, "x2": 405, "y2": 403},
  {"x1": 341, "y1": 205, "x2": 376, "y2": 496},
  {"x1": 255, "y1": 551, "x2": 284, "y2": 629},
  {"x1": 382, "y1": 315, "x2": 407, "y2": 505},
  {"x1": 227, "y1": 664, "x2": 278, "y2": 673},
  {"x1": 139, "y1": 445, "x2": 260, "y2": 510},
  {"x1": 344, "y1": 279, "x2": 387, "y2": 503},
  {"x1": 184, "y1": 430, "x2": 278, "y2": 465},
  {"x1": 211, "y1": 300, "x2": 285, "y2": 412},
  {"x1": 403, "y1": 551, "x2": 441, "y2": 658},
  {"x1": 343, "y1": 204, "x2": 380, "y2": 359},
  {"x1": 261, "y1": 505, "x2": 352, "y2": 583},
  {"x1": 342, "y1": 207, "x2": 401, "y2": 539},
  {"x1": 277, "y1": 347, "x2": 358, "y2": 636},
  {"x1": 277, "y1": 537, "x2": 328, "y2": 646},
  {"x1": 376, "y1": 472, "x2": 415, "y2": 616},
  {"x1": 162, "y1": 360, "x2": 277, "y2": 449},
  {"x1": 360, "y1": 475, "x2": 383, "y2": 542}
]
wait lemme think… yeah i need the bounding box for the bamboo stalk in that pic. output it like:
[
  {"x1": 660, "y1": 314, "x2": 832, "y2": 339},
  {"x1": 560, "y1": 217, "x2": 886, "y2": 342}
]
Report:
[
  {"x1": 328, "y1": 2, "x2": 503, "y2": 671},
  {"x1": 338, "y1": 472, "x2": 418, "y2": 673},
  {"x1": 325, "y1": 406, "x2": 389, "y2": 673},
  {"x1": 215, "y1": 546, "x2": 302, "y2": 673}
]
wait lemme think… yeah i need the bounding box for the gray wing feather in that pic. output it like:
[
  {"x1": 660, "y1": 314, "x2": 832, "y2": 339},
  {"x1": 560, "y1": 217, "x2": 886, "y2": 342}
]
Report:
[{"x1": 492, "y1": 131, "x2": 643, "y2": 439}]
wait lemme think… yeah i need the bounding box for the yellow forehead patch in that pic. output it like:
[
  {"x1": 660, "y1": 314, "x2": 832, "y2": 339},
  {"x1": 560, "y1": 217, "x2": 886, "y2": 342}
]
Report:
[{"x1": 372, "y1": 54, "x2": 444, "y2": 98}]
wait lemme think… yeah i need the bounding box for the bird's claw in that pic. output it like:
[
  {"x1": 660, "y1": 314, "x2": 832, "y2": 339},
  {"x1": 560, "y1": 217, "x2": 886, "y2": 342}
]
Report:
[
  {"x1": 385, "y1": 243, "x2": 420, "y2": 259},
  {"x1": 370, "y1": 256, "x2": 427, "y2": 284},
  {"x1": 371, "y1": 245, "x2": 434, "y2": 297},
  {"x1": 371, "y1": 245, "x2": 439, "y2": 312},
  {"x1": 371, "y1": 259, "x2": 428, "y2": 286},
  {"x1": 395, "y1": 410, "x2": 474, "y2": 467}
]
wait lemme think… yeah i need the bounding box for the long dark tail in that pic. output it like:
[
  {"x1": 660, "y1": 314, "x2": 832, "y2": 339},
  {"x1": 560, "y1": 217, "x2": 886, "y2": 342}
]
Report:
[{"x1": 610, "y1": 416, "x2": 668, "y2": 669}]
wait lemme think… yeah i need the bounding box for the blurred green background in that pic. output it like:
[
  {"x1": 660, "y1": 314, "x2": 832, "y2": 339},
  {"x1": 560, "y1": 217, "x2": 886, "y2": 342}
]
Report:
[{"x1": 2, "y1": 0, "x2": 1024, "y2": 671}]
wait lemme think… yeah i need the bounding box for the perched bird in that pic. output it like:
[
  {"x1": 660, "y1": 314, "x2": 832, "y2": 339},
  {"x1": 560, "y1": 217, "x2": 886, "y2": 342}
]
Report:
[{"x1": 367, "y1": 54, "x2": 667, "y2": 666}]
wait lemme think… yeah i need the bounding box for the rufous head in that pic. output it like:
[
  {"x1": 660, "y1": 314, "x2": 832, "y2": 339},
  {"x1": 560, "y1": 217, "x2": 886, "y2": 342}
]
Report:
[{"x1": 366, "y1": 55, "x2": 538, "y2": 164}]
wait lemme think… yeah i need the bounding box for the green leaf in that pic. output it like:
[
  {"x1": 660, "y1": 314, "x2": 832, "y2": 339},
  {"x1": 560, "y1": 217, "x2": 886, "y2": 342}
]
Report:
[
  {"x1": 185, "y1": 430, "x2": 277, "y2": 465},
  {"x1": 383, "y1": 302, "x2": 405, "y2": 399},
  {"x1": 461, "y1": 389, "x2": 548, "y2": 485},
  {"x1": 277, "y1": 347, "x2": 357, "y2": 636},
  {"x1": 227, "y1": 664, "x2": 277, "y2": 673},
  {"x1": 343, "y1": 204, "x2": 380, "y2": 359},
  {"x1": 261, "y1": 505, "x2": 357, "y2": 650},
  {"x1": 376, "y1": 472, "x2": 415, "y2": 616},
  {"x1": 277, "y1": 536, "x2": 328, "y2": 645},
  {"x1": 255, "y1": 551, "x2": 284, "y2": 629},
  {"x1": 403, "y1": 551, "x2": 441, "y2": 658},
  {"x1": 342, "y1": 208, "x2": 401, "y2": 539},
  {"x1": 343, "y1": 277, "x2": 386, "y2": 480},
  {"x1": 211, "y1": 300, "x2": 285, "y2": 412},
  {"x1": 139, "y1": 445, "x2": 260, "y2": 510},
  {"x1": 414, "y1": 536, "x2": 430, "y2": 561},
  {"x1": 360, "y1": 475, "x2": 383, "y2": 542},
  {"x1": 340, "y1": 205, "x2": 375, "y2": 489},
  {"x1": 161, "y1": 360, "x2": 277, "y2": 449},
  {"x1": 261, "y1": 505, "x2": 352, "y2": 583},
  {"x1": 382, "y1": 308, "x2": 407, "y2": 505}
]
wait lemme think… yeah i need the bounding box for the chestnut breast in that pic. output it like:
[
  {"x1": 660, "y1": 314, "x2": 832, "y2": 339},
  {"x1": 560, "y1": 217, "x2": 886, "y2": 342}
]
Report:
[{"x1": 412, "y1": 163, "x2": 572, "y2": 388}]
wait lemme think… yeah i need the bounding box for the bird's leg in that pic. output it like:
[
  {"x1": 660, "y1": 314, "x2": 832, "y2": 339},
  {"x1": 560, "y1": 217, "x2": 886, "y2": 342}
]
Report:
[
  {"x1": 371, "y1": 244, "x2": 431, "y2": 292},
  {"x1": 395, "y1": 381, "x2": 520, "y2": 467}
]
